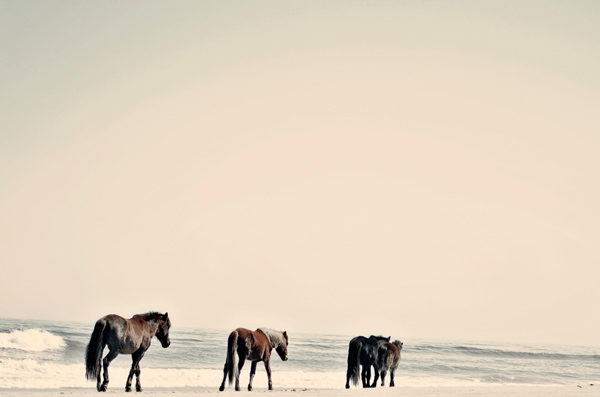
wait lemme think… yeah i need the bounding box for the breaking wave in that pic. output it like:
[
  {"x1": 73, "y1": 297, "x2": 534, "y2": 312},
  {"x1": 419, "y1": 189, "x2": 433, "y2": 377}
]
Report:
[{"x1": 0, "y1": 329, "x2": 66, "y2": 352}]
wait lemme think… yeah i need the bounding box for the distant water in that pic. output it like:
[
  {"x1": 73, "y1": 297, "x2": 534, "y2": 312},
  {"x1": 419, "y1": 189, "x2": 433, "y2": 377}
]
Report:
[{"x1": 1, "y1": 318, "x2": 598, "y2": 389}]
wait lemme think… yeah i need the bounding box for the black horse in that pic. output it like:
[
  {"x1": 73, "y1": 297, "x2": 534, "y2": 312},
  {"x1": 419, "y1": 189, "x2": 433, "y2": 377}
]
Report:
[
  {"x1": 345, "y1": 335, "x2": 390, "y2": 388},
  {"x1": 85, "y1": 312, "x2": 171, "y2": 392}
]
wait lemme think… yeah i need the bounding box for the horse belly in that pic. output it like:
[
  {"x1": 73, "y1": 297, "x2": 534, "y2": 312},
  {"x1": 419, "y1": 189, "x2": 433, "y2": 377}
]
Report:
[
  {"x1": 247, "y1": 349, "x2": 264, "y2": 362},
  {"x1": 120, "y1": 336, "x2": 141, "y2": 354}
]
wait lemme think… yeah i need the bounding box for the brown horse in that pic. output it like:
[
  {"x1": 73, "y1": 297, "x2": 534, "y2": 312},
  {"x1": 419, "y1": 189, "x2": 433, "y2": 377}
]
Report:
[
  {"x1": 376, "y1": 340, "x2": 403, "y2": 387},
  {"x1": 218, "y1": 327, "x2": 288, "y2": 391},
  {"x1": 85, "y1": 312, "x2": 171, "y2": 392}
]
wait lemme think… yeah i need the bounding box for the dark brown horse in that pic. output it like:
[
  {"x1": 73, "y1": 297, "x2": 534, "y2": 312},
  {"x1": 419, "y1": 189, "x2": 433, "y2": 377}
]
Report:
[
  {"x1": 85, "y1": 312, "x2": 171, "y2": 392},
  {"x1": 345, "y1": 335, "x2": 390, "y2": 388},
  {"x1": 376, "y1": 340, "x2": 403, "y2": 387},
  {"x1": 218, "y1": 327, "x2": 288, "y2": 391}
]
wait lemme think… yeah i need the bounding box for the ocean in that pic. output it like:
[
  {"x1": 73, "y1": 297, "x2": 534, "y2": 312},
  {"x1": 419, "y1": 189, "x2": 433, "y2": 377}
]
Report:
[{"x1": 1, "y1": 318, "x2": 598, "y2": 390}]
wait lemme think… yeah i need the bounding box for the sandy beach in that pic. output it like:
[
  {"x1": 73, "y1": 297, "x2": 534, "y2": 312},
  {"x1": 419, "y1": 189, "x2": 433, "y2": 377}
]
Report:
[{"x1": 1, "y1": 385, "x2": 597, "y2": 397}]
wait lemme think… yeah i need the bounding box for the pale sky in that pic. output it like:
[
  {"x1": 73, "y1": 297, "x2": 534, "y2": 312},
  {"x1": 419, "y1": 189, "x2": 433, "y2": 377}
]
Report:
[{"x1": 1, "y1": 1, "x2": 599, "y2": 346}]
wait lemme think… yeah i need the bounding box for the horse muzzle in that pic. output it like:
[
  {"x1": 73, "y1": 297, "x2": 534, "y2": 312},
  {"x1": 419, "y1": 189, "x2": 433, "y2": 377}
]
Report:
[{"x1": 162, "y1": 339, "x2": 171, "y2": 348}]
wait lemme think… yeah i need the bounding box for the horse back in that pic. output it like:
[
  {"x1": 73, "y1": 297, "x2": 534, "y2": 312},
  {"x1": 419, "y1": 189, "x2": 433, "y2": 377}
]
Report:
[
  {"x1": 381, "y1": 342, "x2": 399, "y2": 354},
  {"x1": 102, "y1": 314, "x2": 148, "y2": 354},
  {"x1": 379, "y1": 342, "x2": 401, "y2": 368},
  {"x1": 233, "y1": 328, "x2": 254, "y2": 340},
  {"x1": 231, "y1": 328, "x2": 271, "y2": 361},
  {"x1": 389, "y1": 343, "x2": 401, "y2": 367},
  {"x1": 101, "y1": 314, "x2": 128, "y2": 337},
  {"x1": 102, "y1": 314, "x2": 126, "y2": 324}
]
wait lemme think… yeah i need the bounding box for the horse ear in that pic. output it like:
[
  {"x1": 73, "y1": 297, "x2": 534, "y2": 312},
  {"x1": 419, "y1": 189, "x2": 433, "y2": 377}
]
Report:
[{"x1": 164, "y1": 312, "x2": 169, "y2": 318}]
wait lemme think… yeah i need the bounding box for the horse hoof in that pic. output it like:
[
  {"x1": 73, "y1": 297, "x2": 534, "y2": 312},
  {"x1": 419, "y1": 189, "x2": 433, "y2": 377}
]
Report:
[
  {"x1": 219, "y1": 386, "x2": 225, "y2": 392},
  {"x1": 136, "y1": 387, "x2": 143, "y2": 392},
  {"x1": 125, "y1": 387, "x2": 132, "y2": 392},
  {"x1": 99, "y1": 385, "x2": 107, "y2": 392},
  {"x1": 345, "y1": 385, "x2": 350, "y2": 389},
  {"x1": 235, "y1": 387, "x2": 241, "y2": 391},
  {"x1": 248, "y1": 386, "x2": 252, "y2": 391}
]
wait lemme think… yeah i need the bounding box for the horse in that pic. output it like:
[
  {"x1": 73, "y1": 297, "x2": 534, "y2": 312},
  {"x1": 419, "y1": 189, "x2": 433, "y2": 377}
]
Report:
[
  {"x1": 376, "y1": 340, "x2": 403, "y2": 387},
  {"x1": 345, "y1": 335, "x2": 390, "y2": 388},
  {"x1": 218, "y1": 327, "x2": 288, "y2": 391},
  {"x1": 85, "y1": 312, "x2": 171, "y2": 392}
]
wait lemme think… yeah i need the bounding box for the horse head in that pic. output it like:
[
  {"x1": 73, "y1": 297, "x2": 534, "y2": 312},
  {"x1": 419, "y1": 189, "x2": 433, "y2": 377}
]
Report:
[
  {"x1": 275, "y1": 331, "x2": 289, "y2": 361},
  {"x1": 155, "y1": 312, "x2": 171, "y2": 348},
  {"x1": 393, "y1": 340, "x2": 403, "y2": 350}
]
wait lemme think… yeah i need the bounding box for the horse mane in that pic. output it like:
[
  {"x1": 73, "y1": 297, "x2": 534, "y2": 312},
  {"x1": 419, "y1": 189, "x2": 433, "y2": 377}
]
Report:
[
  {"x1": 136, "y1": 312, "x2": 165, "y2": 321},
  {"x1": 369, "y1": 335, "x2": 389, "y2": 341},
  {"x1": 258, "y1": 328, "x2": 287, "y2": 348}
]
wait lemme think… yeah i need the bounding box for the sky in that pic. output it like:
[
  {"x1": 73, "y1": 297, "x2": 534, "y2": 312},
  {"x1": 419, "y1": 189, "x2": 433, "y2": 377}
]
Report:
[{"x1": 1, "y1": 0, "x2": 599, "y2": 346}]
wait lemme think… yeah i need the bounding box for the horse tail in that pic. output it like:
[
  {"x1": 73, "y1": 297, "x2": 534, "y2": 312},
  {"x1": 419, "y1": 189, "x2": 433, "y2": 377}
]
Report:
[
  {"x1": 347, "y1": 339, "x2": 361, "y2": 387},
  {"x1": 226, "y1": 330, "x2": 239, "y2": 386},
  {"x1": 85, "y1": 318, "x2": 107, "y2": 380}
]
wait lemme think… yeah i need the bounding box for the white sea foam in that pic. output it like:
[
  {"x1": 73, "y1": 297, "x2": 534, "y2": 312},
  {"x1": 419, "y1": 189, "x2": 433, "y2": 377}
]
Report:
[{"x1": 0, "y1": 329, "x2": 66, "y2": 352}]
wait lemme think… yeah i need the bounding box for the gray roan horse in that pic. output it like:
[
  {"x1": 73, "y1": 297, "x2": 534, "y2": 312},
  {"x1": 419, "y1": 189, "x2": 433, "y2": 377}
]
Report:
[
  {"x1": 85, "y1": 312, "x2": 171, "y2": 392},
  {"x1": 345, "y1": 335, "x2": 390, "y2": 388},
  {"x1": 219, "y1": 327, "x2": 289, "y2": 391},
  {"x1": 376, "y1": 340, "x2": 403, "y2": 387}
]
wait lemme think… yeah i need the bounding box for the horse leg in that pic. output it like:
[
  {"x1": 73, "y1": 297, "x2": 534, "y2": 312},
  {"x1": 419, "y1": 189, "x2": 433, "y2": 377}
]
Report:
[
  {"x1": 235, "y1": 356, "x2": 246, "y2": 391},
  {"x1": 360, "y1": 366, "x2": 367, "y2": 388},
  {"x1": 380, "y1": 369, "x2": 387, "y2": 387},
  {"x1": 371, "y1": 364, "x2": 380, "y2": 388},
  {"x1": 100, "y1": 350, "x2": 119, "y2": 392},
  {"x1": 389, "y1": 367, "x2": 396, "y2": 387},
  {"x1": 248, "y1": 361, "x2": 257, "y2": 391},
  {"x1": 126, "y1": 351, "x2": 145, "y2": 392},
  {"x1": 134, "y1": 362, "x2": 142, "y2": 392},
  {"x1": 263, "y1": 358, "x2": 273, "y2": 390},
  {"x1": 96, "y1": 357, "x2": 103, "y2": 391},
  {"x1": 363, "y1": 366, "x2": 372, "y2": 388}
]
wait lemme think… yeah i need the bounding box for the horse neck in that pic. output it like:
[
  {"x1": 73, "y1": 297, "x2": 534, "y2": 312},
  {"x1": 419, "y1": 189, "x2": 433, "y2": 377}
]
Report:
[
  {"x1": 258, "y1": 328, "x2": 284, "y2": 348},
  {"x1": 147, "y1": 319, "x2": 161, "y2": 335},
  {"x1": 136, "y1": 314, "x2": 162, "y2": 335}
]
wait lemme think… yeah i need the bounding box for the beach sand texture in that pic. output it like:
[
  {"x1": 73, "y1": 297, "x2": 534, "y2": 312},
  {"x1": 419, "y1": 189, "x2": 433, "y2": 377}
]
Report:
[{"x1": 1, "y1": 385, "x2": 598, "y2": 397}]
